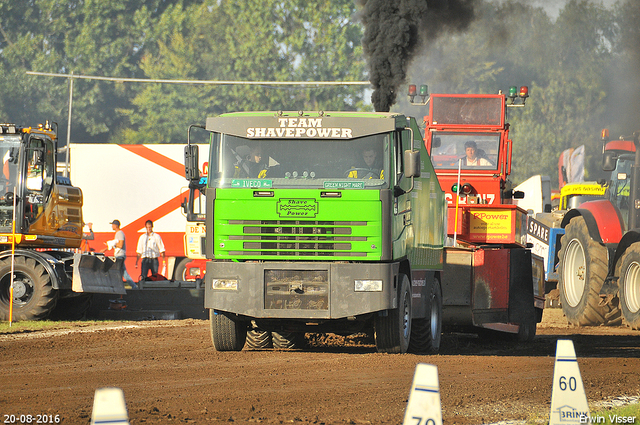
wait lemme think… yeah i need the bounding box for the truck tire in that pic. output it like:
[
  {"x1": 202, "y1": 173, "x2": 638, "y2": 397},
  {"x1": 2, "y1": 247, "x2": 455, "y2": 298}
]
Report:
[
  {"x1": 408, "y1": 276, "x2": 442, "y2": 353},
  {"x1": 210, "y1": 310, "x2": 247, "y2": 351},
  {"x1": 174, "y1": 258, "x2": 195, "y2": 281},
  {"x1": 246, "y1": 329, "x2": 273, "y2": 349},
  {"x1": 617, "y1": 243, "x2": 640, "y2": 330},
  {"x1": 273, "y1": 331, "x2": 305, "y2": 349},
  {"x1": 375, "y1": 274, "x2": 412, "y2": 354},
  {"x1": 558, "y1": 216, "x2": 619, "y2": 326},
  {"x1": 0, "y1": 256, "x2": 57, "y2": 321},
  {"x1": 48, "y1": 294, "x2": 93, "y2": 321}
]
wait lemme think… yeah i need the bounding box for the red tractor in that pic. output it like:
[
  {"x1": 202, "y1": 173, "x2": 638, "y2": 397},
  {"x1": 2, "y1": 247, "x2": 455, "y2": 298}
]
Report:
[
  {"x1": 557, "y1": 130, "x2": 640, "y2": 329},
  {"x1": 413, "y1": 85, "x2": 545, "y2": 340}
]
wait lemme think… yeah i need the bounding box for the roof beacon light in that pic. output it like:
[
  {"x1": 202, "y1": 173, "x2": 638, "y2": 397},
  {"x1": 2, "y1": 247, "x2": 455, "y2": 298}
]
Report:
[
  {"x1": 408, "y1": 83, "x2": 429, "y2": 105},
  {"x1": 408, "y1": 85, "x2": 417, "y2": 103},
  {"x1": 507, "y1": 84, "x2": 529, "y2": 107}
]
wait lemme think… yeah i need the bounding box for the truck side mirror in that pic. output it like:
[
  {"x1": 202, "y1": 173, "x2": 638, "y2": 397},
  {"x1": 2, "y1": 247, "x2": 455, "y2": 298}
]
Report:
[
  {"x1": 185, "y1": 144, "x2": 200, "y2": 181},
  {"x1": 404, "y1": 149, "x2": 421, "y2": 178},
  {"x1": 602, "y1": 150, "x2": 617, "y2": 172}
]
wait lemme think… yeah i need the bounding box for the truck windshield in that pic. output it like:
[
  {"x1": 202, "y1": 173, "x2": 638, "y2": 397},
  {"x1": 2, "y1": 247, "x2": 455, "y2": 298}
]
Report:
[
  {"x1": 209, "y1": 133, "x2": 390, "y2": 189},
  {"x1": 430, "y1": 132, "x2": 500, "y2": 170},
  {"x1": 0, "y1": 137, "x2": 22, "y2": 232}
]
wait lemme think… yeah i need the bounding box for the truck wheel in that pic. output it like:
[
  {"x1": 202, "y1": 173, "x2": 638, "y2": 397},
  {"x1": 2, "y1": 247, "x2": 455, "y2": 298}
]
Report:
[
  {"x1": 618, "y1": 243, "x2": 640, "y2": 330},
  {"x1": 558, "y1": 216, "x2": 619, "y2": 326},
  {"x1": 48, "y1": 294, "x2": 93, "y2": 321},
  {"x1": 210, "y1": 310, "x2": 247, "y2": 351},
  {"x1": 0, "y1": 256, "x2": 57, "y2": 321},
  {"x1": 273, "y1": 331, "x2": 305, "y2": 349},
  {"x1": 246, "y1": 329, "x2": 273, "y2": 349},
  {"x1": 375, "y1": 274, "x2": 412, "y2": 354},
  {"x1": 408, "y1": 276, "x2": 442, "y2": 353},
  {"x1": 174, "y1": 258, "x2": 195, "y2": 281}
]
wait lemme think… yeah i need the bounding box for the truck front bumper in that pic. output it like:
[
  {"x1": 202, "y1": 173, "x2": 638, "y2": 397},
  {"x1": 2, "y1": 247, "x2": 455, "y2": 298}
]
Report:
[{"x1": 205, "y1": 261, "x2": 399, "y2": 319}]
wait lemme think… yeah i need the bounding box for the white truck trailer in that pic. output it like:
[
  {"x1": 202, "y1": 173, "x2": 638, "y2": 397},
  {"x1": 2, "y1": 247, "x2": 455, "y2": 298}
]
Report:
[{"x1": 68, "y1": 143, "x2": 209, "y2": 283}]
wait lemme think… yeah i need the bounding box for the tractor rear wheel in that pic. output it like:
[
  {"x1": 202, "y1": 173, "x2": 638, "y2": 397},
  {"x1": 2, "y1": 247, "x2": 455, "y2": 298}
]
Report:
[
  {"x1": 558, "y1": 216, "x2": 619, "y2": 326},
  {"x1": 0, "y1": 256, "x2": 57, "y2": 321},
  {"x1": 210, "y1": 310, "x2": 247, "y2": 351},
  {"x1": 375, "y1": 274, "x2": 412, "y2": 354},
  {"x1": 618, "y1": 243, "x2": 640, "y2": 330}
]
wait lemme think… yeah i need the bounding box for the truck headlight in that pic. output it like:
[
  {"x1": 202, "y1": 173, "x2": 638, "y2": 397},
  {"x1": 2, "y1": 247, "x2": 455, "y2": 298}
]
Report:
[
  {"x1": 354, "y1": 279, "x2": 383, "y2": 292},
  {"x1": 212, "y1": 278, "x2": 238, "y2": 290}
]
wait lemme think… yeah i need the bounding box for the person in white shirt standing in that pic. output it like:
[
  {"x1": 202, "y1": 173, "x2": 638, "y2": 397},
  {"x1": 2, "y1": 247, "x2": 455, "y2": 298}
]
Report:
[
  {"x1": 102, "y1": 219, "x2": 137, "y2": 289},
  {"x1": 135, "y1": 219, "x2": 166, "y2": 280}
]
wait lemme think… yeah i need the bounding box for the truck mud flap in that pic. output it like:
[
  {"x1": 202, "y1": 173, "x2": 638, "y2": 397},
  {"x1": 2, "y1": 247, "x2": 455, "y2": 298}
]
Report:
[{"x1": 71, "y1": 253, "x2": 126, "y2": 295}]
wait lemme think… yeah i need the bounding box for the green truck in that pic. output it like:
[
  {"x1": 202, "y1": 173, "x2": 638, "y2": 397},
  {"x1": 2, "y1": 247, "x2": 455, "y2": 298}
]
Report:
[{"x1": 183, "y1": 111, "x2": 446, "y2": 353}]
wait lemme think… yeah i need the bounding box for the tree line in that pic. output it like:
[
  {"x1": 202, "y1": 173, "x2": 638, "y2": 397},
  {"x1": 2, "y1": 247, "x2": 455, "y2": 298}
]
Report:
[{"x1": 0, "y1": 0, "x2": 638, "y2": 185}]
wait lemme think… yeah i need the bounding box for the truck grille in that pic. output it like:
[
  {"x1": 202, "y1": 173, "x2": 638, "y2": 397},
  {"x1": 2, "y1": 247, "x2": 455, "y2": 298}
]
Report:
[
  {"x1": 227, "y1": 220, "x2": 368, "y2": 257},
  {"x1": 264, "y1": 269, "x2": 329, "y2": 310}
]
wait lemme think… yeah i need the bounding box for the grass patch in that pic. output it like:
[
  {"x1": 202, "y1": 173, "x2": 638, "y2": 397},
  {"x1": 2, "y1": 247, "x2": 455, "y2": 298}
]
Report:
[
  {"x1": 526, "y1": 402, "x2": 640, "y2": 425},
  {"x1": 586, "y1": 403, "x2": 640, "y2": 424}
]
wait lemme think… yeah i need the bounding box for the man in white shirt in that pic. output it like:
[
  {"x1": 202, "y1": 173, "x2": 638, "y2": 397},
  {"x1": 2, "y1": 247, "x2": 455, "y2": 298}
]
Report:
[
  {"x1": 464, "y1": 141, "x2": 492, "y2": 167},
  {"x1": 135, "y1": 220, "x2": 166, "y2": 279},
  {"x1": 102, "y1": 219, "x2": 137, "y2": 288}
]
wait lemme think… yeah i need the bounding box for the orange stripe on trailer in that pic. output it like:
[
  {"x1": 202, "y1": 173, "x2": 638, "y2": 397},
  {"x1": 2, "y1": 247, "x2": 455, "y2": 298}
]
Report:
[
  {"x1": 119, "y1": 144, "x2": 185, "y2": 177},
  {"x1": 121, "y1": 192, "x2": 185, "y2": 233}
]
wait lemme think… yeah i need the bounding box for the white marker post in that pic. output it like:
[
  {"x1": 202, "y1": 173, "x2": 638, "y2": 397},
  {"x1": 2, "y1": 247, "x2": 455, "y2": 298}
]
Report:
[
  {"x1": 403, "y1": 363, "x2": 443, "y2": 425},
  {"x1": 91, "y1": 387, "x2": 130, "y2": 425},
  {"x1": 549, "y1": 340, "x2": 590, "y2": 425}
]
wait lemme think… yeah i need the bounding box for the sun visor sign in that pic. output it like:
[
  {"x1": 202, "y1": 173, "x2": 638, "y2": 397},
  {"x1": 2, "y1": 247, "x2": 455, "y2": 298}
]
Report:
[
  {"x1": 277, "y1": 198, "x2": 318, "y2": 218},
  {"x1": 206, "y1": 115, "x2": 397, "y2": 139}
]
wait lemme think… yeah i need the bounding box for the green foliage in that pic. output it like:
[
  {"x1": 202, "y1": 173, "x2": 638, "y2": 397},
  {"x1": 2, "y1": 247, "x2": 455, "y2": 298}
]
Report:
[
  {"x1": 0, "y1": 0, "x2": 365, "y2": 143},
  {"x1": 1, "y1": 0, "x2": 638, "y2": 164}
]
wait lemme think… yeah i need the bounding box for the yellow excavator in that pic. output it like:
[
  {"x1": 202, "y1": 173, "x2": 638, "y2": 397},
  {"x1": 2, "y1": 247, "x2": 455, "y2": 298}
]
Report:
[{"x1": 0, "y1": 122, "x2": 125, "y2": 321}]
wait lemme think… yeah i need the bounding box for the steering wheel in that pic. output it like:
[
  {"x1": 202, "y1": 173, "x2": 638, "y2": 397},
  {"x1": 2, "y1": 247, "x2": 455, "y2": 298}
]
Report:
[{"x1": 344, "y1": 168, "x2": 375, "y2": 178}]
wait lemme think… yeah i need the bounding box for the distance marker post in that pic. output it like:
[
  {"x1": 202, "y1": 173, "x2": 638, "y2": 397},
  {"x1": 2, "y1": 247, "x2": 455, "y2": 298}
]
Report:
[
  {"x1": 403, "y1": 363, "x2": 443, "y2": 425},
  {"x1": 549, "y1": 339, "x2": 590, "y2": 425},
  {"x1": 91, "y1": 387, "x2": 130, "y2": 425}
]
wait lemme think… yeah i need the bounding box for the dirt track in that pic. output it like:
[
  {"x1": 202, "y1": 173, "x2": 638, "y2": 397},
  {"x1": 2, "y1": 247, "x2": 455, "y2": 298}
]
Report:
[{"x1": 1, "y1": 309, "x2": 639, "y2": 424}]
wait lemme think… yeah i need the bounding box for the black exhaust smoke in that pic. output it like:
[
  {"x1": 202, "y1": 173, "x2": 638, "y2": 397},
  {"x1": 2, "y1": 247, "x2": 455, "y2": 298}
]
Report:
[{"x1": 358, "y1": 0, "x2": 478, "y2": 112}]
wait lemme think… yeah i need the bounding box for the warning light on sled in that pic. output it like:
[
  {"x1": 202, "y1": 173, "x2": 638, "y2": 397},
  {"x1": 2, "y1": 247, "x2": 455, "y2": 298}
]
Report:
[
  {"x1": 507, "y1": 85, "x2": 529, "y2": 106},
  {"x1": 408, "y1": 85, "x2": 417, "y2": 103},
  {"x1": 408, "y1": 84, "x2": 429, "y2": 105}
]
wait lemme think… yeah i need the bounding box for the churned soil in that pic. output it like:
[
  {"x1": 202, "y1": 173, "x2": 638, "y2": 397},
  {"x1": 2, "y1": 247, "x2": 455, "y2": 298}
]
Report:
[{"x1": 1, "y1": 309, "x2": 639, "y2": 424}]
